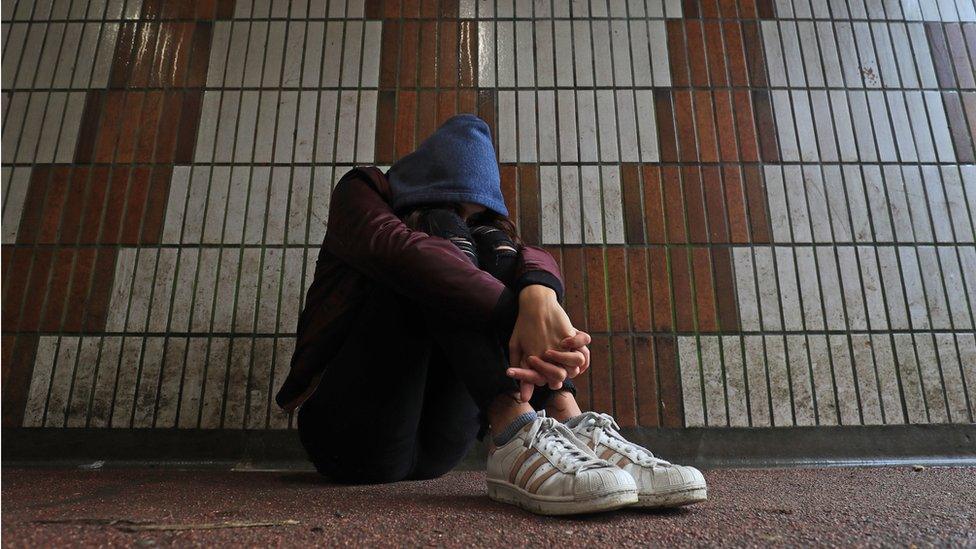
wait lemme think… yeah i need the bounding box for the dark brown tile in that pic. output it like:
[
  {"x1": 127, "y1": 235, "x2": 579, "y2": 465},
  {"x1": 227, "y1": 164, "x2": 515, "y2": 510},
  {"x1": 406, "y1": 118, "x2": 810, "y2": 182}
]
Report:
[
  {"x1": 739, "y1": 0, "x2": 758, "y2": 18},
  {"x1": 518, "y1": 164, "x2": 541, "y2": 246},
  {"x1": 399, "y1": 20, "x2": 420, "y2": 87},
  {"x1": 733, "y1": 89, "x2": 760, "y2": 162},
  {"x1": 109, "y1": 22, "x2": 137, "y2": 88},
  {"x1": 458, "y1": 89, "x2": 477, "y2": 113},
  {"x1": 627, "y1": 248, "x2": 651, "y2": 332},
  {"x1": 186, "y1": 22, "x2": 214, "y2": 88},
  {"x1": 40, "y1": 248, "x2": 75, "y2": 331},
  {"x1": 723, "y1": 21, "x2": 749, "y2": 87},
  {"x1": 714, "y1": 90, "x2": 738, "y2": 161},
  {"x1": 685, "y1": 21, "x2": 709, "y2": 87},
  {"x1": 99, "y1": 167, "x2": 130, "y2": 244},
  {"x1": 712, "y1": 248, "x2": 740, "y2": 332},
  {"x1": 477, "y1": 90, "x2": 497, "y2": 155},
  {"x1": 417, "y1": 89, "x2": 438, "y2": 142},
  {"x1": 395, "y1": 90, "x2": 418, "y2": 159},
  {"x1": 718, "y1": 0, "x2": 738, "y2": 18},
  {"x1": 129, "y1": 23, "x2": 160, "y2": 88},
  {"x1": 195, "y1": 0, "x2": 217, "y2": 19},
  {"x1": 365, "y1": 0, "x2": 384, "y2": 18},
  {"x1": 500, "y1": 164, "x2": 518, "y2": 228},
  {"x1": 94, "y1": 91, "x2": 126, "y2": 162},
  {"x1": 63, "y1": 248, "x2": 96, "y2": 332},
  {"x1": 682, "y1": 0, "x2": 700, "y2": 18},
  {"x1": 420, "y1": 0, "x2": 438, "y2": 17},
  {"x1": 115, "y1": 92, "x2": 146, "y2": 163},
  {"x1": 2, "y1": 248, "x2": 33, "y2": 329},
  {"x1": 121, "y1": 166, "x2": 151, "y2": 245},
  {"x1": 439, "y1": 20, "x2": 459, "y2": 88},
  {"x1": 612, "y1": 335, "x2": 637, "y2": 428},
  {"x1": 379, "y1": 19, "x2": 400, "y2": 88},
  {"x1": 384, "y1": 0, "x2": 403, "y2": 17},
  {"x1": 703, "y1": 21, "x2": 728, "y2": 87},
  {"x1": 673, "y1": 91, "x2": 698, "y2": 162},
  {"x1": 2, "y1": 334, "x2": 39, "y2": 428},
  {"x1": 702, "y1": 165, "x2": 729, "y2": 243},
  {"x1": 682, "y1": 166, "x2": 709, "y2": 244},
  {"x1": 16, "y1": 167, "x2": 51, "y2": 245},
  {"x1": 633, "y1": 336, "x2": 659, "y2": 427},
  {"x1": 162, "y1": 91, "x2": 189, "y2": 163},
  {"x1": 20, "y1": 248, "x2": 54, "y2": 331},
  {"x1": 752, "y1": 90, "x2": 779, "y2": 162},
  {"x1": 755, "y1": 0, "x2": 775, "y2": 18},
  {"x1": 607, "y1": 247, "x2": 629, "y2": 332},
  {"x1": 649, "y1": 247, "x2": 672, "y2": 332},
  {"x1": 620, "y1": 164, "x2": 645, "y2": 244},
  {"x1": 215, "y1": 0, "x2": 236, "y2": 19},
  {"x1": 692, "y1": 247, "x2": 718, "y2": 332},
  {"x1": 79, "y1": 167, "x2": 111, "y2": 244},
  {"x1": 655, "y1": 335, "x2": 683, "y2": 428},
  {"x1": 641, "y1": 166, "x2": 666, "y2": 244},
  {"x1": 437, "y1": 90, "x2": 457, "y2": 125},
  {"x1": 163, "y1": 22, "x2": 195, "y2": 87},
  {"x1": 723, "y1": 165, "x2": 751, "y2": 244},
  {"x1": 666, "y1": 20, "x2": 690, "y2": 88},
  {"x1": 440, "y1": 0, "x2": 459, "y2": 17},
  {"x1": 926, "y1": 22, "x2": 957, "y2": 88},
  {"x1": 662, "y1": 166, "x2": 687, "y2": 244},
  {"x1": 562, "y1": 247, "x2": 586, "y2": 333},
  {"x1": 699, "y1": 0, "x2": 721, "y2": 18},
  {"x1": 419, "y1": 21, "x2": 438, "y2": 87},
  {"x1": 459, "y1": 20, "x2": 476, "y2": 87},
  {"x1": 74, "y1": 91, "x2": 104, "y2": 163},
  {"x1": 38, "y1": 167, "x2": 71, "y2": 244},
  {"x1": 943, "y1": 91, "x2": 975, "y2": 163},
  {"x1": 585, "y1": 247, "x2": 608, "y2": 333},
  {"x1": 82, "y1": 248, "x2": 118, "y2": 332},
  {"x1": 669, "y1": 247, "x2": 694, "y2": 331},
  {"x1": 135, "y1": 91, "x2": 164, "y2": 161},
  {"x1": 741, "y1": 21, "x2": 767, "y2": 86},
  {"x1": 589, "y1": 335, "x2": 613, "y2": 415},
  {"x1": 743, "y1": 164, "x2": 771, "y2": 243},
  {"x1": 59, "y1": 168, "x2": 91, "y2": 245},
  {"x1": 693, "y1": 90, "x2": 719, "y2": 162},
  {"x1": 375, "y1": 90, "x2": 397, "y2": 164},
  {"x1": 654, "y1": 90, "x2": 679, "y2": 163},
  {"x1": 141, "y1": 166, "x2": 171, "y2": 244}
]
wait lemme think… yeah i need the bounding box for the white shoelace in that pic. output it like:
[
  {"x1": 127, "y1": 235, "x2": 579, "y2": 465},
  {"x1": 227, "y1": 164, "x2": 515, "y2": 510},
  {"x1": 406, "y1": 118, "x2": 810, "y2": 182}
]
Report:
[
  {"x1": 577, "y1": 412, "x2": 670, "y2": 467},
  {"x1": 525, "y1": 417, "x2": 605, "y2": 473}
]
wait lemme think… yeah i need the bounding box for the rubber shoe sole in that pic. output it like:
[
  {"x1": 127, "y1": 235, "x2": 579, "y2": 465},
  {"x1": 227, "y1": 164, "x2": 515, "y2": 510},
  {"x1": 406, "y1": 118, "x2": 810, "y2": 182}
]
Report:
[
  {"x1": 487, "y1": 479, "x2": 638, "y2": 516},
  {"x1": 633, "y1": 486, "x2": 708, "y2": 508}
]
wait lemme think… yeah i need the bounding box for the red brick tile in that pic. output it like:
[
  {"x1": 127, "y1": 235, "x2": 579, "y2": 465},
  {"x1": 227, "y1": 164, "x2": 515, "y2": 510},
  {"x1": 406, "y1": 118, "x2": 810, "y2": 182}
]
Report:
[
  {"x1": 165, "y1": 23, "x2": 195, "y2": 87},
  {"x1": 459, "y1": 20, "x2": 476, "y2": 88},
  {"x1": 16, "y1": 167, "x2": 51, "y2": 245},
  {"x1": 420, "y1": 0, "x2": 438, "y2": 17},
  {"x1": 399, "y1": 21, "x2": 420, "y2": 87},
  {"x1": 670, "y1": 247, "x2": 694, "y2": 331},
  {"x1": 94, "y1": 91, "x2": 126, "y2": 162},
  {"x1": 585, "y1": 247, "x2": 608, "y2": 333},
  {"x1": 458, "y1": 89, "x2": 477, "y2": 113},
  {"x1": 384, "y1": 0, "x2": 403, "y2": 17},
  {"x1": 130, "y1": 24, "x2": 161, "y2": 88},
  {"x1": 693, "y1": 90, "x2": 720, "y2": 162},
  {"x1": 215, "y1": 0, "x2": 236, "y2": 19},
  {"x1": 703, "y1": 166, "x2": 729, "y2": 243},
  {"x1": 612, "y1": 335, "x2": 637, "y2": 427},
  {"x1": 755, "y1": 0, "x2": 775, "y2": 18},
  {"x1": 100, "y1": 167, "x2": 131, "y2": 244},
  {"x1": 440, "y1": 0, "x2": 459, "y2": 17},
  {"x1": 115, "y1": 92, "x2": 146, "y2": 163},
  {"x1": 633, "y1": 336, "x2": 659, "y2": 427},
  {"x1": 607, "y1": 247, "x2": 628, "y2": 332},
  {"x1": 662, "y1": 166, "x2": 687, "y2": 244},
  {"x1": 2, "y1": 248, "x2": 34, "y2": 328},
  {"x1": 79, "y1": 167, "x2": 111, "y2": 244},
  {"x1": 365, "y1": 0, "x2": 384, "y2": 18},
  {"x1": 121, "y1": 166, "x2": 152, "y2": 245},
  {"x1": 186, "y1": 22, "x2": 214, "y2": 88},
  {"x1": 518, "y1": 164, "x2": 541, "y2": 246},
  {"x1": 141, "y1": 166, "x2": 171, "y2": 244},
  {"x1": 161, "y1": 91, "x2": 188, "y2": 163},
  {"x1": 685, "y1": 21, "x2": 709, "y2": 87},
  {"x1": 620, "y1": 164, "x2": 645, "y2": 244},
  {"x1": 627, "y1": 248, "x2": 651, "y2": 332},
  {"x1": 673, "y1": 91, "x2": 698, "y2": 162},
  {"x1": 574, "y1": 367, "x2": 592, "y2": 413},
  {"x1": 109, "y1": 22, "x2": 138, "y2": 88},
  {"x1": 743, "y1": 164, "x2": 771, "y2": 243},
  {"x1": 562, "y1": 248, "x2": 586, "y2": 332},
  {"x1": 161, "y1": 0, "x2": 195, "y2": 20},
  {"x1": 718, "y1": 0, "x2": 738, "y2": 18},
  {"x1": 419, "y1": 21, "x2": 438, "y2": 87},
  {"x1": 135, "y1": 91, "x2": 164, "y2": 161},
  {"x1": 682, "y1": 166, "x2": 709, "y2": 244},
  {"x1": 648, "y1": 247, "x2": 672, "y2": 332},
  {"x1": 945, "y1": 24, "x2": 975, "y2": 88},
  {"x1": 739, "y1": 0, "x2": 758, "y2": 18},
  {"x1": 655, "y1": 335, "x2": 683, "y2": 428},
  {"x1": 732, "y1": 90, "x2": 760, "y2": 162},
  {"x1": 58, "y1": 168, "x2": 91, "y2": 245},
  {"x1": 943, "y1": 92, "x2": 975, "y2": 163},
  {"x1": 417, "y1": 89, "x2": 438, "y2": 142},
  {"x1": 500, "y1": 164, "x2": 518, "y2": 227},
  {"x1": 752, "y1": 90, "x2": 779, "y2": 162},
  {"x1": 379, "y1": 20, "x2": 400, "y2": 88},
  {"x1": 40, "y1": 248, "x2": 75, "y2": 331},
  {"x1": 703, "y1": 21, "x2": 728, "y2": 87},
  {"x1": 439, "y1": 21, "x2": 459, "y2": 88},
  {"x1": 477, "y1": 90, "x2": 496, "y2": 153},
  {"x1": 2, "y1": 334, "x2": 39, "y2": 428},
  {"x1": 926, "y1": 23, "x2": 956, "y2": 88},
  {"x1": 712, "y1": 248, "x2": 740, "y2": 332},
  {"x1": 682, "y1": 0, "x2": 700, "y2": 19},
  {"x1": 375, "y1": 90, "x2": 397, "y2": 164},
  {"x1": 723, "y1": 166, "x2": 750, "y2": 244},
  {"x1": 699, "y1": 0, "x2": 721, "y2": 18},
  {"x1": 723, "y1": 21, "x2": 749, "y2": 86},
  {"x1": 38, "y1": 167, "x2": 71, "y2": 244},
  {"x1": 692, "y1": 247, "x2": 718, "y2": 332},
  {"x1": 641, "y1": 166, "x2": 666, "y2": 244},
  {"x1": 395, "y1": 90, "x2": 418, "y2": 159},
  {"x1": 714, "y1": 90, "x2": 738, "y2": 161},
  {"x1": 75, "y1": 91, "x2": 104, "y2": 163},
  {"x1": 195, "y1": 0, "x2": 217, "y2": 19},
  {"x1": 20, "y1": 248, "x2": 54, "y2": 331},
  {"x1": 589, "y1": 335, "x2": 613, "y2": 415},
  {"x1": 666, "y1": 21, "x2": 690, "y2": 88},
  {"x1": 437, "y1": 90, "x2": 458, "y2": 125},
  {"x1": 82, "y1": 248, "x2": 118, "y2": 332},
  {"x1": 654, "y1": 90, "x2": 679, "y2": 163},
  {"x1": 741, "y1": 21, "x2": 767, "y2": 86},
  {"x1": 63, "y1": 248, "x2": 96, "y2": 332}
]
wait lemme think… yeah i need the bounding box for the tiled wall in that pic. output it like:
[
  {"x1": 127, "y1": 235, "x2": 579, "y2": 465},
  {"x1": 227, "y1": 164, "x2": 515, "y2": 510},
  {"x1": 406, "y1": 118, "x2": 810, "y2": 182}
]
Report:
[{"x1": 2, "y1": 0, "x2": 974, "y2": 436}]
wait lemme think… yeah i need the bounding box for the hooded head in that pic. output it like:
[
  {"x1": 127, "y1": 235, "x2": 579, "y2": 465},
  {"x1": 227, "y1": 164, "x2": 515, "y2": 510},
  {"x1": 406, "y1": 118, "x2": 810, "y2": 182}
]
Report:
[{"x1": 387, "y1": 114, "x2": 508, "y2": 217}]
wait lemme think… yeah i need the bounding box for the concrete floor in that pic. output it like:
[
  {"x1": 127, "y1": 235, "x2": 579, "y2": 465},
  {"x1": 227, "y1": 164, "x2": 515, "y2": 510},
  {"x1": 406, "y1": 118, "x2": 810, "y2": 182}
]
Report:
[{"x1": 2, "y1": 466, "x2": 974, "y2": 547}]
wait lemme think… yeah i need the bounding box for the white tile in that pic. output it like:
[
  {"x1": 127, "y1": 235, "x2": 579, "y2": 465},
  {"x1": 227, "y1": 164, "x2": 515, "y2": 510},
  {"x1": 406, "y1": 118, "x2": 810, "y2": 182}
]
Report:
[
  {"x1": 777, "y1": 23, "x2": 806, "y2": 85},
  {"x1": 870, "y1": 23, "x2": 900, "y2": 87},
  {"x1": 478, "y1": 21, "x2": 495, "y2": 87},
  {"x1": 2, "y1": 167, "x2": 30, "y2": 244},
  {"x1": 834, "y1": 23, "x2": 864, "y2": 87},
  {"x1": 809, "y1": 91, "x2": 838, "y2": 162},
  {"x1": 795, "y1": 247, "x2": 825, "y2": 329},
  {"x1": 698, "y1": 336, "x2": 726, "y2": 427},
  {"x1": 43, "y1": 337, "x2": 79, "y2": 428},
  {"x1": 914, "y1": 333, "x2": 949, "y2": 422},
  {"x1": 601, "y1": 166, "x2": 625, "y2": 244},
  {"x1": 109, "y1": 336, "x2": 143, "y2": 428},
  {"x1": 517, "y1": 91, "x2": 537, "y2": 162},
  {"x1": 721, "y1": 336, "x2": 749, "y2": 427},
  {"x1": 581, "y1": 165, "x2": 603, "y2": 244},
  {"x1": 754, "y1": 247, "x2": 783, "y2": 331},
  {"x1": 270, "y1": 338, "x2": 295, "y2": 429},
  {"x1": 559, "y1": 166, "x2": 582, "y2": 244},
  {"x1": 957, "y1": 333, "x2": 976, "y2": 418},
  {"x1": 496, "y1": 21, "x2": 515, "y2": 86},
  {"x1": 177, "y1": 338, "x2": 207, "y2": 428},
  {"x1": 211, "y1": 250, "x2": 241, "y2": 333},
  {"x1": 886, "y1": 92, "x2": 917, "y2": 162},
  {"x1": 275, "y1": 91, "x2": 299, "y2": 162},
  {"x1": 89, "y1": 337, "x2": 122, "y2": 428},
  {"x1": 678, "y1": 336, "x2": 705, "y2": 428},
  {"x1": 816, "y1": 247, "x2": 846, "y2": 330},
  {"x1": 308, "y1": 166, "x2": 333, "y2": 245},
  {"x1": 287, "y1": 167, "x2": 311, "y2": 245},
  {"x1": 629, "y1": 20, "x2": 652, "y2": 87},
  {"x1": 775, "y1": 248, "x2": 803, "y2": 331},
  {"x1": 843, "y1": 166, "x2": 873, "y2": 242},
  {"x1": 888, "y1": 23, "x2": 919, "y2": 87},
  {"x1": 850, "y1": 334, "x2": 883, "y2": 425},
  {"x1": 863, "y1": 166, "x2": 893, "y2": 241},
  {"x1": 902, "y1": 166, "x2": 934, "y2": 241},
  {"x1": 105, "y1": 248, "x2": 137, "y2": 332},
  {"x1": 941, "y1": 167, "x2": 974, "y2": 242},
  {"x1": 936, "y1": 334, "x2": 970, "y2": 423},
  {"x1": 877, "y1": 246, "x2": 910, "y2": 329},
  {"x1": 867, "y1": 91, "x2": 897, "y2": 162},
  {"x1": 924, "y1": 91, "x2": 956, "y2": 162},
  {"x1": 744, "y1": 335, "x2": 771, "y2": 426},
  {"x1": 635, "y1": 90, "x2": 658, "y2": 162},
  {"x1": 891, "y1": 333, "x2": 927, "y2": 423},
  {"x1": 556, "y1": 90, "x2": 579, "y2": 162},
  {"x1": 261, "y1": 21, "x2": 286, "y2": 87},
  {"x1": 537, "y1": 90, "x2": 557, "y2": 162},
  {"x1": 577, "y1": 90, "x2": 599, "y2": 161},
  {"x1": 190, "y1": 248, "x2": 220, "y2": 332},
  {"x1": 918, "y1": 246, "x2": 953, "y2": 329},
  {"x1": 837, "y1": 246, "x2": 868, "y2": 329},
  {"x1": 733, "y1": 248, "x2": 761, "y2": 331},
  {"x1": 534, "y1": 20, "x2": 554, "y2": 87},
  {"x1": 573, "y1": 20, "x2": 594, "y2": 87},
  {"x1": 828, "y1": 91, "x2": 858, "y2": 163},
  {"x1": 278, "y1": 248, "x2": 305, "y2": 332},
  {"x1": 242, "y1": 21, "x2": 268, "y2": 87},
  {"x1": 66, "y1": 337, "x2": 101, "y2": 428},
  {"x1": 610, "y1": 20, "x2": 632, "y2": 87},
  {"x1": 314, "y1": 91, "x2": 338, "y2": 162},
  {"x1": 302, "y1": 21, "x2": 325, "y2": 87},
  {"x1": 596, "y1": 90, "x2": 619, "y2": 162},
  {"x1": 786, "y1": 335, "x2": 816, "y2": 426},
  {"x1": 807, "y1": 335, "x2": 838, "y2": 425},
  {"x1": 772, "y1": 90, "x2": 799, "y2": 161},
  {"x1": 797, "y1": 21, "x2": 824, "y2": 86},
  {"x1": 340, "y1": 21, "x2": 364, "y2": 87},
  {"x1": 764, "y1": 336, "x2": 793, "y2": 427},
  {"x1": 321, "y1": 21, "x2": 343, "y2": 87},
  {"x1": 648, "y1": 20, "x2": 669, "y2": 85},
  {"x1": 257, "y1": 249, "x2": 283, "y2": 333},
  {"x1": 125, "y1": 249, "x2": 158, "y2": 332},
  {"x1": 497, "y1": 91, "x2": 516, "y2": 162},
  {"x1": 764, "y1": 166, "x2": 792, "y2": 243},
  {"x1": 235, "y1": 248, "x2": 263, "y2": 332},
  {"x1": 281, "y1": 21, "x2": 305, "y2": 88},
  {"x1": 907, "y1": 23, "x2": 939, "y2": 87},
  {"x1": 783, "y1": 165, "x2": 813, "y2": 242},
  {"x1": 761, "y1": 22, "x2": 788, "y2": 87},
  {"x1": 857, "y1": 246, "x2": 889, "y2": 330},
  {"x1": 294, "y1": 91, "x2": 317, "y2": 163},
  {"x1": 616, "y1": 90, "x2": 640, "y2": 162},
  {"x1": 214, "y1": 91, "x2": 242, "y2": 163},
  {"x1": 540, "y1": 166, "x2": 561, "y2": 244},
  {"x1": 246, "y1": 337, "x2": 274, "y2": 428},
  {"x1": 199, "y1": 338, "x2": 229, "y2": 429},
  {"x1": 922, "y1": 166, "x2": 954, "y2": 243},
  {"x1": 899, "y1": 246, "x2": 930, "y2": 328},
  {"x1": 265, "y1": 167, "x2": 290, "y2": 244},
  {"x1": 828, "y1": 335, "x2": 862, "y2": 425}
]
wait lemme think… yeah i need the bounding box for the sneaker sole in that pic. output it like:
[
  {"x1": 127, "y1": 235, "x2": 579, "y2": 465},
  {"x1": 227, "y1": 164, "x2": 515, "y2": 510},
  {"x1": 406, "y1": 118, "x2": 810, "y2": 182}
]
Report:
[
  {"x1": 487, "y1": 479, "x2": 638, "y2": 516},
  {"x1": 633, "y1": 486, "x2": 708, "y2": 508}
]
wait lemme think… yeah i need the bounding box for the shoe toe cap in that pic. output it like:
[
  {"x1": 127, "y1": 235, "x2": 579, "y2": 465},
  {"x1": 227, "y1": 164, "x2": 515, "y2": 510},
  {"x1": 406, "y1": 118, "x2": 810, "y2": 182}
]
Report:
[
  {"x1": 643, "y1": 464, "x2": 707, "y2": 492},
  {"x1": 574, "y1": 466, "x2": 638, "y2": 498}
]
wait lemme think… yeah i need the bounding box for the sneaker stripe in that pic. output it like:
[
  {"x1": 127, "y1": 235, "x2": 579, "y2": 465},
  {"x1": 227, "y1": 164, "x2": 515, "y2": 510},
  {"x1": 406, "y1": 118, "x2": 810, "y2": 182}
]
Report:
[
  {"x1": 517, "y1": 455, "x2": 549, "y2": 489},
  {"x1": 599, "y1": 448, "x2": 616, "y2": 460},
  {"x1": 508, "y1": 449, "x2": 537, "y2": 485},
  {"x1": 615, "y1": 456, "x2": 632, "y2": 468},
  {"x1": 526, "y1": 467, "x2": 559, "y2": 494}
]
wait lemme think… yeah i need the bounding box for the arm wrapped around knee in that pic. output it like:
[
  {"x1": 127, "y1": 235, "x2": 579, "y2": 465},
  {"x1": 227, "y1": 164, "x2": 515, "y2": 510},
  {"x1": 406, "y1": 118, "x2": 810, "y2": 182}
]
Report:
[
  {"x1": 415, "y1": 208, "x2": 478, "y2": 264},
  {"x1": 471, "y1": 225, "x2": 518, "y2": 283}
]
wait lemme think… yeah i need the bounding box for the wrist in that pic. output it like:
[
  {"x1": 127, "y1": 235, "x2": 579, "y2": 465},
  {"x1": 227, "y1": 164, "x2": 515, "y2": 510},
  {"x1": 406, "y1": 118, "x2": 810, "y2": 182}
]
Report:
[{"x1": 518, "y1": 284, "x2": 558, "y2": 306}]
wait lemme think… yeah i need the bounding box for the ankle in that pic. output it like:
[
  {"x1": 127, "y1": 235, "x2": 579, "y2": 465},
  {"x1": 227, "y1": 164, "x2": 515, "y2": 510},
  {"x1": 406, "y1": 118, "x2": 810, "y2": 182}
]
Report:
[
  {"x1": 487, "y1": 392, "x2": 535, "y2": 438},
  {"x1": 545, "y1": 390, "x2": 583, "y2": 422}
]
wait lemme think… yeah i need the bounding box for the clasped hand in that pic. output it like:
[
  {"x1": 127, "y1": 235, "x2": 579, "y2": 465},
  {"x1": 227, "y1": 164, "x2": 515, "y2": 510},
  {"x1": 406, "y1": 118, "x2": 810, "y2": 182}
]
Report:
[{"x1": 506, "y1": 285, "x2": 591, "y2": 402}]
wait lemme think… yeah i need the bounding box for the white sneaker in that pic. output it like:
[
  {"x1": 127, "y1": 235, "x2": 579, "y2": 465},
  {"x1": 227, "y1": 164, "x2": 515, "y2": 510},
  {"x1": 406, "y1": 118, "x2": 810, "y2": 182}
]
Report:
[
  {"x1": 567, "y1": 412, "x2": 707, "y2": 508},
  {"x1": 486, "y1": 414, "x2": 638, "y2": 515}
]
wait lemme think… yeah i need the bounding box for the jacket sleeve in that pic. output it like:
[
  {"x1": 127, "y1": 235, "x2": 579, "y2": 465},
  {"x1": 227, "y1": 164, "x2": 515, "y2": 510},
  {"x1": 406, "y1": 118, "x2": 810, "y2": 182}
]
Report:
[
  {"x1": 324, "y1": 171, "x2": 516, "y2": 326},
  {"x1": 514, "y1": 246, "x2": 565, "y2": 302}
]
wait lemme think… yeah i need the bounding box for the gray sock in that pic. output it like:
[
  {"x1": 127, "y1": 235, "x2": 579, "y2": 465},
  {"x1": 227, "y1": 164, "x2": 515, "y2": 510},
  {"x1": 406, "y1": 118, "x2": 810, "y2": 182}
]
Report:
[{"x1": 492, "y1": 411, "x2": 538, "y2": 446}]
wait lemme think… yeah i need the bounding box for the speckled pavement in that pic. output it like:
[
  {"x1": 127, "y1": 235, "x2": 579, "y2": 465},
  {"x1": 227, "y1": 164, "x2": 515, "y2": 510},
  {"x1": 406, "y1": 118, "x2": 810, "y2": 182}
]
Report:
[{"x1": 2, "y1": 466, "x2": 974, "y2": 547}]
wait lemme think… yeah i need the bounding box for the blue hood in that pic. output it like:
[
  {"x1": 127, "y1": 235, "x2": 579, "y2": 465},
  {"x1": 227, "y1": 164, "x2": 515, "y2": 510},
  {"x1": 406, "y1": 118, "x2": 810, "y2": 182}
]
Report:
[{"x1": 387, "y1": 114, "x2": 508, "y2": 217}]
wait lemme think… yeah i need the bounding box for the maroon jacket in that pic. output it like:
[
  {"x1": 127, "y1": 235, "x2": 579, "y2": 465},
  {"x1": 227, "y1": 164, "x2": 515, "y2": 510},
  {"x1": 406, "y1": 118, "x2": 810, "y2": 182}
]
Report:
[{"x1": 276, "y1": 167, "x2": 564, "y2": 411}]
